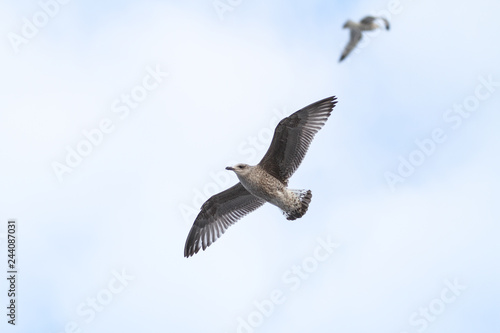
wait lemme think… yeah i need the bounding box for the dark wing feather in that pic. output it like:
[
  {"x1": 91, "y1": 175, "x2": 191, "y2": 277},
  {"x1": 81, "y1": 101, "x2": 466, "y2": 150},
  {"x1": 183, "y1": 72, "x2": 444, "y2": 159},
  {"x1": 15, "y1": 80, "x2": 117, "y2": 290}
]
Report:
[
  {"x1": 184, "y1": 183, "x2": 265, "y2": 257},
  {"x1": 258, "y1": 96, "x2": 337, "y2": 182},
  {"x1": 380, "y1": 17, "x2": 390, "y2": 30},
  {"x1": 339, "y1": 29, "x2": 362, "y2": 62}
]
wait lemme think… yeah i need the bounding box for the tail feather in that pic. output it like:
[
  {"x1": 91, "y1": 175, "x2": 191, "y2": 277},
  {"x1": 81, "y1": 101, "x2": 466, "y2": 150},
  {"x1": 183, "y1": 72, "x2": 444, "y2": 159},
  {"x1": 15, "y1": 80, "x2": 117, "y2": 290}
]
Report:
[{"x1": 285, "y1": 190, "x2": 312, "y2": 221}]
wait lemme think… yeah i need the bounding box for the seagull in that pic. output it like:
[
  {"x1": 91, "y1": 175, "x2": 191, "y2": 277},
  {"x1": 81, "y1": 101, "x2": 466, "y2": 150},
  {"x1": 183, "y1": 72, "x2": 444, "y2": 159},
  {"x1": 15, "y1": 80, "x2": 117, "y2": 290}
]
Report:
[
  {"x1": 184, "y1": 96, "x2": 338, "y2": 257},
  {"x1": 339, "y1": 16, "x2": 390, "y2": 62}
]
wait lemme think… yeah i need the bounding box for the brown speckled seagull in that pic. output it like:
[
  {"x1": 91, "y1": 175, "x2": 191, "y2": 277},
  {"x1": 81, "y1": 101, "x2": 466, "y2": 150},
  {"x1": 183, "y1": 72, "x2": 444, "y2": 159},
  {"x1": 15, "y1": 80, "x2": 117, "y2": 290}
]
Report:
[
  {"x1": 184, "y1": 96, "x2": 337, "y2": 257},
  {"x1": 339, "y1": 16, "x2": 390, "y2": 62}
]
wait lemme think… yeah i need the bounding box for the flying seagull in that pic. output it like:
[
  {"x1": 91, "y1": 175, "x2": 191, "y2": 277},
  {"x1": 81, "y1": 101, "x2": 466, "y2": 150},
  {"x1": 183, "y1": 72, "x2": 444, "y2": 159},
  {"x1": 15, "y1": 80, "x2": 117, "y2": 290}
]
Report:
[
  {"x1": 184, "y1": 96, "x2": 337, "y2": 257},
  {"x1": 339, "y1": 16, "x2": 390, "y2": 62}
]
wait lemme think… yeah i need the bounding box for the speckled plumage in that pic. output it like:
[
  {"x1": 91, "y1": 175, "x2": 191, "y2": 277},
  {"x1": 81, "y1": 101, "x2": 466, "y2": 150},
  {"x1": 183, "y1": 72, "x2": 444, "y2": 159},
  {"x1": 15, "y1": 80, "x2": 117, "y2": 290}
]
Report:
[
  {"x1": 233, "y1": 164, "x2": 306, "y2": 218},
  {"x1": 184, "y1": 96, "x2": 337, "y2": 257}
]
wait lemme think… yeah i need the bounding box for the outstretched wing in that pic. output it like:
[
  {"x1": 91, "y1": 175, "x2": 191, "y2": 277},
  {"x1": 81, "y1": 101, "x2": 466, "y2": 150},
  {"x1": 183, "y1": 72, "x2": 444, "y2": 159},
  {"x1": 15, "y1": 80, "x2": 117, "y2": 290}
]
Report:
[
  {"x1": 184, "y1": 183, "x2": 265, "y2": 257},
  {"x1": 339, "y1": 29, "x2": 362, "y2": 62},
  {"x1": 258, "y1": 96, "x2": 337, "y2": 183}
]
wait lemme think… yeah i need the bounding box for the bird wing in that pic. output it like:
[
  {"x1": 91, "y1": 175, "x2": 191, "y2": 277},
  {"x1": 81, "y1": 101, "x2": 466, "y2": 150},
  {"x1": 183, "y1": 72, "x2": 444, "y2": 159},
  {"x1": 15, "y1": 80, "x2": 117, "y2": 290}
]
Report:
[
  {"x1": 380, "y1": 17, "x2": 390, "y2": 30},
  {"x1": 258, "y1": 96, "x2": 337, "y2": 183},
  {"x1": 184, "y1": 183, "x2": 265, "y2": 257},
  {"x1": 361, "y1": 16, "x2": 390, "y2": 30},
  {"x1": 339, "y1": 28, "x2": 362, "y2": 62}
]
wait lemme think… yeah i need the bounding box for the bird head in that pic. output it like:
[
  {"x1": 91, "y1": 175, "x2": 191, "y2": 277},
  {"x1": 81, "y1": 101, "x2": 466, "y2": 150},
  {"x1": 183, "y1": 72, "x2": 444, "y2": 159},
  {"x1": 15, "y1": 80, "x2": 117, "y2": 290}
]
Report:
[{"x1": 226, "y1": 163, "x2": 252, "y2": 177}]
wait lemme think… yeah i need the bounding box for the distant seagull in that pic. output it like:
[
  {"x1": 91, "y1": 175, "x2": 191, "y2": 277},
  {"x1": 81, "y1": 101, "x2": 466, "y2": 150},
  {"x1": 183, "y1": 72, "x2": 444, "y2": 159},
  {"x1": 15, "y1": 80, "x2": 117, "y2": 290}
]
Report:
[
  {"x1": 184, "y1": 96, "x2": 337, "y2": 257},
  {"x1": 339, "y1": 16, "x2": 390, "y2": 62}
]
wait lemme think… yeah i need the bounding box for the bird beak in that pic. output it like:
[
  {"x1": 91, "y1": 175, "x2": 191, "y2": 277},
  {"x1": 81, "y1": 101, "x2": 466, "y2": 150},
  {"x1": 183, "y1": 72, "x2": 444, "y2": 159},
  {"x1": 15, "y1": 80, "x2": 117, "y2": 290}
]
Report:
[{"x1": 225, "y1": 166, "x2": 234, "y2": 171}]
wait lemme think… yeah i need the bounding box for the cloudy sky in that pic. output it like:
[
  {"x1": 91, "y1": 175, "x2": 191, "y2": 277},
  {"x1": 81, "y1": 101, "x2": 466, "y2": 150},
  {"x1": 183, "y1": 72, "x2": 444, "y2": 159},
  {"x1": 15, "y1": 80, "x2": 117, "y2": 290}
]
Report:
[{"x1": 1, "y1": 0, "x2": 499, "y2": 332}]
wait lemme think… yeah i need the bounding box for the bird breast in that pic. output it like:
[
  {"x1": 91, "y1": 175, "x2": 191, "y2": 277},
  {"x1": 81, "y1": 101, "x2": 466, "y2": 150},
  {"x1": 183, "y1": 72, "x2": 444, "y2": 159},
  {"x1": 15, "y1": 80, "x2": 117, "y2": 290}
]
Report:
[{"x1": 237, "y1": 167, "x2": 285, "y2": 203}]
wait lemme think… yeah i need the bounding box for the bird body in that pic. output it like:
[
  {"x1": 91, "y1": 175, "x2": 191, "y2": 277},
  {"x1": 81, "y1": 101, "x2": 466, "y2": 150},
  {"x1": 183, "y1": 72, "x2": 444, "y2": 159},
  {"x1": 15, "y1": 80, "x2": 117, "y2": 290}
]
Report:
[
  {"x1": 227, "y1": 164, "x2": 309, "y2": 220},
  {"x1": 184, "y1": 96, "x2": 337, "y2": 257},
  {"x1": 343, "y1": 19, "x2": 378, "y2": 31}
]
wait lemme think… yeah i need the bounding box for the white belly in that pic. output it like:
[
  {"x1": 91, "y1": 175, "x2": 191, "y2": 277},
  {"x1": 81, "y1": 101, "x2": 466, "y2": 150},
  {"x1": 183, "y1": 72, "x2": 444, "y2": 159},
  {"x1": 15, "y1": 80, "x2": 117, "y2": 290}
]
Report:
[{"x1": 239, "y1": 176, "x2": 299, "y2": 212}]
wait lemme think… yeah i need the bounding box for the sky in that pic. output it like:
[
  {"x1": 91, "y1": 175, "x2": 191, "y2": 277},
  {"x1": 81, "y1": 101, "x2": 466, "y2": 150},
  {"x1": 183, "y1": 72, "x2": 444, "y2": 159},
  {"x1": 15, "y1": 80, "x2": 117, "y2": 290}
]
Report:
[{"x1": 0, "y1": 0, "x2": 499, "y2": 332}]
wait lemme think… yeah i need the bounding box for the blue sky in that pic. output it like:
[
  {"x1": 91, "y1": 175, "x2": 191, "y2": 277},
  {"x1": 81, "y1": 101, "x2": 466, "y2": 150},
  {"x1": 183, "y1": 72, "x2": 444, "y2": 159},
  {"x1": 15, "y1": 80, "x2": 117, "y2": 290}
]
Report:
[{"x1": 1, "y1": 0, "x2": 499, "y2": 332}]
